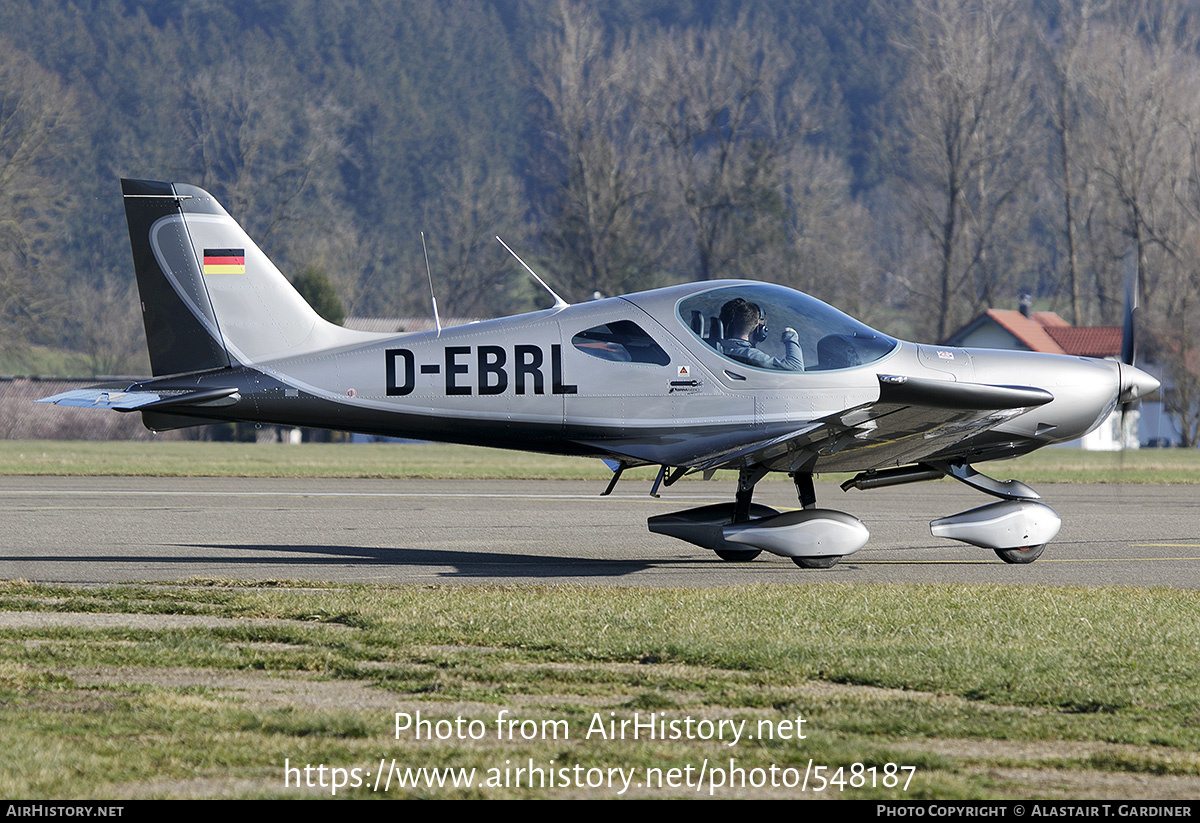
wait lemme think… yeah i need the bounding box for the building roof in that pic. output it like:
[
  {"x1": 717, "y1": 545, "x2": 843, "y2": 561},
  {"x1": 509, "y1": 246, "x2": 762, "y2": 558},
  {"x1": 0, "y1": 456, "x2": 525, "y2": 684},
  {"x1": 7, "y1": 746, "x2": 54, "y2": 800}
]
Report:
[
  {"x1": 1043, "y1": 325, "x2": 1122, "y2": 357},
  {"x1": 946, "y1": 309, "x2": 1123, "y2": 358},
  {"x1": 981, "y1": 309, "x2": 1067, "y2": 354},
  {"x1": 1030, "y1": 311, "x2": 1069, "y2": 328}
]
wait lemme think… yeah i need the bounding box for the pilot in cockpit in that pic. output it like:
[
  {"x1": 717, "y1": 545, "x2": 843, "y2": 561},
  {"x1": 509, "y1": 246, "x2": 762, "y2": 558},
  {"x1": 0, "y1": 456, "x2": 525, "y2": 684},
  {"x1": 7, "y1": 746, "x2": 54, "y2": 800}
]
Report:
[{"x1": 719, "y1": 298, "x2": 804, "y2": 371}]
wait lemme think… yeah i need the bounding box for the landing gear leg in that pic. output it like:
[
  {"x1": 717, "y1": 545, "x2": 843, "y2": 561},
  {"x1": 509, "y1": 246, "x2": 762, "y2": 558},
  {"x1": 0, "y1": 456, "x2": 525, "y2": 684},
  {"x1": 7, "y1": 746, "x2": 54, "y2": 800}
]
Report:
[
  {"x1": 788, "y1": 471, "x2": 840, "y2": 569},
  {"x1": 793, "y1": 472, "x2": 817, "y2": 510},
  {"x1": 733, "y1": 466, "x2": 766, "y2": 523},
  {"x1": 719, "y1": 467, "x2": 767, "y2": 561}
]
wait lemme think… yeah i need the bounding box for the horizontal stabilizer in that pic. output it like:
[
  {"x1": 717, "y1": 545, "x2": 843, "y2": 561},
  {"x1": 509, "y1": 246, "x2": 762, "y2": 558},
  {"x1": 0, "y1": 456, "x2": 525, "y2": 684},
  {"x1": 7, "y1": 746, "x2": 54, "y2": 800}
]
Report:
[{"x1": 38, "y1": 386, "x2": 239, "y2": 412}]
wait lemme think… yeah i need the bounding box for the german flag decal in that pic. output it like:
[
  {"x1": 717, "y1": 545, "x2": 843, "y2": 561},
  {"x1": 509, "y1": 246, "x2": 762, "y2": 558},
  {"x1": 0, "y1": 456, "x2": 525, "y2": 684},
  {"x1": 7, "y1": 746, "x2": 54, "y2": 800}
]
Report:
[{"x1": 202, "y1": 248, "x2": 245, "y2": 275}]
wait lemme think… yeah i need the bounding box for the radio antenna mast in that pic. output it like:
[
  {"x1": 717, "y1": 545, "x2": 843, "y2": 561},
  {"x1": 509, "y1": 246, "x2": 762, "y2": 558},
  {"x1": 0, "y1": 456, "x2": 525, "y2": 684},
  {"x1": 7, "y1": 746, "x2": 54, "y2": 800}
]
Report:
[
  {"x1": 496, "y1": 236, "x2": 569, "y2": 309},
  {"x1": 421, "y1": 231, "x2": 441, "y2": 336}
]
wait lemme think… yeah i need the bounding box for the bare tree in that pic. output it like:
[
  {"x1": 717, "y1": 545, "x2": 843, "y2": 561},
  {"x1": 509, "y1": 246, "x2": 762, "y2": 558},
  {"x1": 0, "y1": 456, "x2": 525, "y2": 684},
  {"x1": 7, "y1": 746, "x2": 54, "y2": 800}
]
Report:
[
  {"x1": 1146, "y1": 42, "x2": 1200, "y2": 447},
  {"x1": 532, "y1": 0, "x2": 663, "y2": 300},
  {"x1": 1036, "y1": 0, "x2": 1109, "y2": 323},
  {"x1": 0, "y1": 41, "x2": 76, "y2": 355},
  {"x1": 1061, "y1": 2, "x2": 1200, "y2": 444},
  {"x1": 1144, "y1": 243, "x2": 1200, "y2": 447},
  {"x1": 641, "y1": 15, "x2": 817, "y2": 283},
  {"x1": 287, "y1": 209, "x2": 389, "y2": 320},
  {"x1": 422, "y1": 151, "x2": 535, "y2": 318},
  {"x1": 754, "y1": 145, "x2": 885, "y2": 323},
  {"x1": 74, "y1": 275, "x2": 147, "y2": 377},
  {"x1": 889, "y1": 0, "x2": 1038, "y2": 341},
  {"x1": 180, "y1": 57, "x2": 348, "y2": 257},
  {"x1": 1075, "y1": 8, "x2": 1191, "y2": 324}
]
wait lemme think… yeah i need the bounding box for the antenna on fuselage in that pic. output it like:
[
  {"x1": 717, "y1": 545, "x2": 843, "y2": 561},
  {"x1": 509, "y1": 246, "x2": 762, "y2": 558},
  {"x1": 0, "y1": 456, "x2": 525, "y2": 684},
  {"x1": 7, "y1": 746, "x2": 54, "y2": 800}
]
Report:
[
  {"x1": 421, "y1": 231, "x2": 441, "y2": 337},
  {"x1": 496, "y1": 236, "x2": 570, "y2": 310}
]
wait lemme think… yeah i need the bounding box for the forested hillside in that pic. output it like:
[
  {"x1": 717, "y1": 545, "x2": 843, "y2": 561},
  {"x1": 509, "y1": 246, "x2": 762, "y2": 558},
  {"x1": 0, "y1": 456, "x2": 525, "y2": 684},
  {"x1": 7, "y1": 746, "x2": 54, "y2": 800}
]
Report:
[{"x1": 1, "y1": 0, "x2": 1198, "y2": 443}]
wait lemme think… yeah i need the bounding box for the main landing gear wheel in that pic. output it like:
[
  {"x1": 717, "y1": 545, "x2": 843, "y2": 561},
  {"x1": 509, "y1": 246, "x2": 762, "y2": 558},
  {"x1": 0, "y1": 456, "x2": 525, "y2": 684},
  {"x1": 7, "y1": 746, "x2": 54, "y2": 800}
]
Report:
[
  {"x1": 714, "y1": 549, "x2": 762, "y2": 562},
  {"x1": 791, "y1": 555, "x2": 840, "y2": 569},
  {"x1": 994, "y1": 544, "x2": 1046, "y2": 564}
]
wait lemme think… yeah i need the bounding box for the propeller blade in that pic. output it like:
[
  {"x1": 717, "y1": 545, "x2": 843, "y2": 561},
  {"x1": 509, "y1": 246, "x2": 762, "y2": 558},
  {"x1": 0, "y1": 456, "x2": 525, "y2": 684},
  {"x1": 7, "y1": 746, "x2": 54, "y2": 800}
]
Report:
[
  {"x1": 1119, "y1": 249, "x2": 1139, "y2": 450},
  {"x1": 1121, "y1": 249, "x2": 1138, "y2": 366}
]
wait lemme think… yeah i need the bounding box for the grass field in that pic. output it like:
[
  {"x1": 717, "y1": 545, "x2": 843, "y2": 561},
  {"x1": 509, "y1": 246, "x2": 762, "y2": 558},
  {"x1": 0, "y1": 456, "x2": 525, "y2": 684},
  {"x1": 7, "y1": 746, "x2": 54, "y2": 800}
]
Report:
[
  {"x1": 0, "y1": 439, "x2": 1197, "y2": 483},
  {"x1": 1, "y1": 580, "x2": 1198, "y2": 799}
]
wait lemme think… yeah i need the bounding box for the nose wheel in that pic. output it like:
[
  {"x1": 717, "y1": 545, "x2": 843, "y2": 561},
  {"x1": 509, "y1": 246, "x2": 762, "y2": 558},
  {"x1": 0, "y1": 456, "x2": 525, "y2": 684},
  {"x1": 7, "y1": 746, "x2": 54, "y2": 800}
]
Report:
[
  {"x1": 994, "y1": 544, "x2": 1046, "y2": 564},
  {"x1": 791, "y1": 555, "x2": 840, "y2": 569}
]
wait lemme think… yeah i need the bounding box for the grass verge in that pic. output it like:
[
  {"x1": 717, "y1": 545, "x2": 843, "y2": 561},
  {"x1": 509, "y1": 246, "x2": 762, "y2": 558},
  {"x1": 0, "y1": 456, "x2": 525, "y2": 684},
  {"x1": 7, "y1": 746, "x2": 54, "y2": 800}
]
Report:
[
  {"x1": 1, "y1": 581, "x2": 1197, "y2": 799},
  {"x1": 0, "y1": 440, "x2": 1196, "y2": 483}
]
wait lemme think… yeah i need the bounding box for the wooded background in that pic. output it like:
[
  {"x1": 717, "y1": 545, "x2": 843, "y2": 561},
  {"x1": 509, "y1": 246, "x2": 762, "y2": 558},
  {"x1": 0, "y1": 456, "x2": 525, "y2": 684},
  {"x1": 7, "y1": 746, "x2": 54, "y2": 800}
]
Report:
[{"x1": 1, "y1": 0, "x2": 1197, "y2": 444}]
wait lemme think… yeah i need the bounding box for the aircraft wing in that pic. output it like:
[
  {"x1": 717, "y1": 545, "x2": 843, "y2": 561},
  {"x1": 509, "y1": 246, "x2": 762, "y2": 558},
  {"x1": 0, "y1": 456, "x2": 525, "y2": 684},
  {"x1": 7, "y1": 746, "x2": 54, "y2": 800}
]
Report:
[{"x1": 680, "y1": 375, "x2": 1054, "y2": 474}]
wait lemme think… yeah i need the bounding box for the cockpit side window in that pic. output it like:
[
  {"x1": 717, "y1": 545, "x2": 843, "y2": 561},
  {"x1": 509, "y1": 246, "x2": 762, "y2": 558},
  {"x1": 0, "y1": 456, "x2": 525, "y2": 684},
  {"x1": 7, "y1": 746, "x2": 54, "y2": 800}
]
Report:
[
  {"x1": 572, "y1": 320, "x2": 671, "y2": 365},
  {"x1": 676, "y1": 284, "x2": 897, "y2": 372}
]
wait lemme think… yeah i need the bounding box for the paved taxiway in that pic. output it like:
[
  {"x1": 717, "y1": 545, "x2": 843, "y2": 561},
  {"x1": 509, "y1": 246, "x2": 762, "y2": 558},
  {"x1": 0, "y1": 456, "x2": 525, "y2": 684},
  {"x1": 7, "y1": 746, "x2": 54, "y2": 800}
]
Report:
[{"x1": 0, "y1": 476, "x2": 1195, "y2": 587}]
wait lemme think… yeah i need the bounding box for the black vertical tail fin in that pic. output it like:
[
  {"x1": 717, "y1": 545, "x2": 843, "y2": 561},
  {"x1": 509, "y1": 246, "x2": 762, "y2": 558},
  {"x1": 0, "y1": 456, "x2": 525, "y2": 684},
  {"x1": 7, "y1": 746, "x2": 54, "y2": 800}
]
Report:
[{"x1": 122, "y1": 179, "x2": 232, "y2": 376}]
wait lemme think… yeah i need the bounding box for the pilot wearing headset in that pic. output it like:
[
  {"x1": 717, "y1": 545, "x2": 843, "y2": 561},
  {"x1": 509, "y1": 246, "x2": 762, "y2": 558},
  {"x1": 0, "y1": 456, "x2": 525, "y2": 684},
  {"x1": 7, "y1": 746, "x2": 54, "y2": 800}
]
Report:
[{"x1": 719, "y1": 298, "x2": 804, "y2": 371}]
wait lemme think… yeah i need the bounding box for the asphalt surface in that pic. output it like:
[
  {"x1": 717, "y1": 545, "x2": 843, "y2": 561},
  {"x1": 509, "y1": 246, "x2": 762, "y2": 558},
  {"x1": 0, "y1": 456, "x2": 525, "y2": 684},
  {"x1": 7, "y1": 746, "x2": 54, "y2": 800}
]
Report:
[{"x1": 0, "y1": 476, "x2": 1196, "y2": 587}]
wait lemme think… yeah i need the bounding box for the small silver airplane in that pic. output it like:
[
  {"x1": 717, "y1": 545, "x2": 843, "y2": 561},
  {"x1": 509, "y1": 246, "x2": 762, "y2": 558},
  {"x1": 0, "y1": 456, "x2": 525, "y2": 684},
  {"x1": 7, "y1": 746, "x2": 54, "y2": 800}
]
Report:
[{"x1": 40, "y1": 179, "x2": 1159, "y2": 568}]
